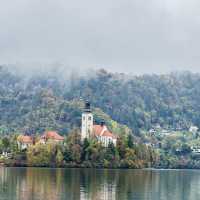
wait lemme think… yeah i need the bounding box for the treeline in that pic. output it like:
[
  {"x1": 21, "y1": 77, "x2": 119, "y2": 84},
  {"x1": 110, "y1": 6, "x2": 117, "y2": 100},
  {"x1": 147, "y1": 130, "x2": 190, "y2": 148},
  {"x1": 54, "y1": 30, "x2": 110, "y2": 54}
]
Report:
[
  {"x1": 0, "y1": 131, "x2": 157, "y2": 168},
  {"x1": 0, "y1": 66, "x2": 200, "y2": 136},
  {"x1": 66, "y1": 69, "x2": 200, "y2": 134},
  {"x1": 0, "y1": 66, "x2": 131, "y2": 136},
  {"x1": 2, "y1": 132, "x2": 200, "y2": 169}
]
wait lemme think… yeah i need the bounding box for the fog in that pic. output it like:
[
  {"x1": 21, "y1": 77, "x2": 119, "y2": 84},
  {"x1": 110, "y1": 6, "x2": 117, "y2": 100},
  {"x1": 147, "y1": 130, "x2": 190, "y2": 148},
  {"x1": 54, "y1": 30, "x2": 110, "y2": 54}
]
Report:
[{"x1": 0, "y1": 0, "x2": 200, "y2": 74}]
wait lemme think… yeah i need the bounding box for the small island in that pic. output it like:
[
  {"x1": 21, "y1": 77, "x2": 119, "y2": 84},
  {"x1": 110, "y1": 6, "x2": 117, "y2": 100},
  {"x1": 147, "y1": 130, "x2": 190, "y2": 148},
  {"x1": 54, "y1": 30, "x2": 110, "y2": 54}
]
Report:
[{"x1": 0, "y1": 101, "x2": 156, "y2": 168}]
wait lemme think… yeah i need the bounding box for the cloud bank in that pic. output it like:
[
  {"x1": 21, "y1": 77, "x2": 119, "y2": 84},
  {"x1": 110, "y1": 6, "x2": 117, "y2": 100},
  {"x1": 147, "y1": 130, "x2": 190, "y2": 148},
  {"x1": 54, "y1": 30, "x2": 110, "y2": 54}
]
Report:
[{"x1": 0, "y1": 0, "x2": 200, "y2": 74}]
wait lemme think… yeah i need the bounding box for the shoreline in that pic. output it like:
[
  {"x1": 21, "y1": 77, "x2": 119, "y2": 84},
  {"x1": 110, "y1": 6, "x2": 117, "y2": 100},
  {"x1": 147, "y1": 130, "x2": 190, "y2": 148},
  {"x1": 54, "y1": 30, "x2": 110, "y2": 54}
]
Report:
[{"x1": 1, "y1": 164, "x2": 200, "y2": 170}]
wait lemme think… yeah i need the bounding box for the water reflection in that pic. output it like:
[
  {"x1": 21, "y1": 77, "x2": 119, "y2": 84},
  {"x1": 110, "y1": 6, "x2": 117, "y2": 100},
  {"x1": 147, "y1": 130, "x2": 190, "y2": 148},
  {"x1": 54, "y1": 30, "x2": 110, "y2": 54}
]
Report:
[{"x1": 0, "y1": 168, "x2": 200, "y2": 200}]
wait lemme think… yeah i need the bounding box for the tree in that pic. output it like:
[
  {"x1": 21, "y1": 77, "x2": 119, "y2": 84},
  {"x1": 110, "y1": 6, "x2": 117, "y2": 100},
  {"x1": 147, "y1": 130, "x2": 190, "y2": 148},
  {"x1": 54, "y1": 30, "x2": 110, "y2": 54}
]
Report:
[
  {"x1": 71, "y1": 144, "x2": 82, "y2": 163},
  {"x1": 82, "y1": 138, "x2": 90, "y2": 160},
  {"x1": 116, "y1": 138, "x2": 126, "y2": 159},
  {"x1": 120, "y1": 148, "x2": 137, "y2": 168},
  {"x1": 181, "y1": 144, "x2": 191, "y2": 154},
  {"x1": 2, "y1": 137, "x2": 10, "y2": 152},
  {"x1": 27, "y1": 143, "x2": 53, "y2": 167},
  {"x1": 105, "y1": 142, "x2": 115, "y2": 161},
  {"x1": 56, "y1": 149, "x2": 64, "y2": 166},
  {"x1": 127, "y1": 134, "x2": 134, "y2": 148}
]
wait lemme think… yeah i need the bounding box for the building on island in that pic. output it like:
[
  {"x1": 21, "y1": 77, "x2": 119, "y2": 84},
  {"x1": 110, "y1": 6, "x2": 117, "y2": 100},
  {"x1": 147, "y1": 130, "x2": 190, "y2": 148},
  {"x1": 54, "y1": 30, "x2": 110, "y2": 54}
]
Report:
[
  {"x1": 40, "y1": 131, "x2": 64, "y2": 144},
  {"x1": 81, "y1": 101, "x2": 117, "y2": 147},
  {"x1": 93, "y1": 123, "x2": 117, "y2": 147},
  {"x1": 17, "y1": 135, "x2": 33, "y2": 150},
  {"x1": 17, "y1": 131, "x2": 64, "y2": 150},
  {"x1": 81, "y1": 101, "x2": 94, "y2": 139}
]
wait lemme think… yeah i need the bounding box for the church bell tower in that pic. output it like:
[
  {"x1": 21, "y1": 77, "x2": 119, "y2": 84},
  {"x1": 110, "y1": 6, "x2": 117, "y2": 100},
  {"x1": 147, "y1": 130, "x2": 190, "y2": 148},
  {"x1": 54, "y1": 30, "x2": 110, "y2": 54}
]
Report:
[{"x1": 81, "y1": 101, "x2": 93, "y2": 140}]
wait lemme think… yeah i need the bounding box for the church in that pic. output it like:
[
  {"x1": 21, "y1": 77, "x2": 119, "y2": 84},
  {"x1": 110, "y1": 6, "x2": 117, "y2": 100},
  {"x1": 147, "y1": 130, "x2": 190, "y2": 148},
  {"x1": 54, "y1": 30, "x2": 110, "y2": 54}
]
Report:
[{"x1": 81, "y1": 101, "x2": 117, "y2": 147}]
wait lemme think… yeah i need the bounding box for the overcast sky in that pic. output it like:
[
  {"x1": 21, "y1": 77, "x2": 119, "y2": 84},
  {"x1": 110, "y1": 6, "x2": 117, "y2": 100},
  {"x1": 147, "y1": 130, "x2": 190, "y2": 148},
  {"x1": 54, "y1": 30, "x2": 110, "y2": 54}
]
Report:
[{"x1": 0, "y1": 0, "x2": 200, "y2": 74}]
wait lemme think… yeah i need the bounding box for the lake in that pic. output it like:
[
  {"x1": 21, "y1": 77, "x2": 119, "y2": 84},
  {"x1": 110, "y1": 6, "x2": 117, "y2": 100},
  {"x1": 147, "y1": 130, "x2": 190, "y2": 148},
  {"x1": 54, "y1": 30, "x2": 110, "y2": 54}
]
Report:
[{"x1": 0, "y1": 168, "x2": 200, "y2": 200}]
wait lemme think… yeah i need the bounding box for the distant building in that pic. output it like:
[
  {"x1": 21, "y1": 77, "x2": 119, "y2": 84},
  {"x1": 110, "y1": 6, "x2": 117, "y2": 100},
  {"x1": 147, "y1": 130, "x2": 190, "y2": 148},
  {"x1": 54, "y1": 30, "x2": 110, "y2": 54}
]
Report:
[
  {"x1": 160, "y1": 129, "x2": 171, "y2": 136},
  {"x1": 154, "y1": 124, "x2": 161, "y2": 130},
  {"x1": 149, "y1": 129, "x2": 156, "y2": 136},
  {"x1": 81, "y1": 101, "x2": 117, "y2": 147},
  {"x1": 17, "y1": 131, "x2": 64, "y2": 150},
  {"x1": 149, "y1": 127, "x2": 172, "y2": 137},
  {"x1": 144, "y1": 142, "x2": 154, "y2": 147},
  {"x1": 189, "y1": 126, "x2": 199, "y2": 134},
  {"x1": 191, "y1": 146, "x2": 200, "y2": 154},
  {"x1": 17, "y1": 135, "x2": 33, "y2": 150},
  {"x1": 40, "y1": 131, "x2": 64, "y2": 144}
]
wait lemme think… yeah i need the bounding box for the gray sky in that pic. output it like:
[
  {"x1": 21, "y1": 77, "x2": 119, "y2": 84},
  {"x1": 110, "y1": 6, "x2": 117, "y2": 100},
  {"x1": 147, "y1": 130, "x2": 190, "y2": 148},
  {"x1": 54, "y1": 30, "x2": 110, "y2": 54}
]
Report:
[{"x1": 0, "y1": 0, "x2": 200, "y2": 74}]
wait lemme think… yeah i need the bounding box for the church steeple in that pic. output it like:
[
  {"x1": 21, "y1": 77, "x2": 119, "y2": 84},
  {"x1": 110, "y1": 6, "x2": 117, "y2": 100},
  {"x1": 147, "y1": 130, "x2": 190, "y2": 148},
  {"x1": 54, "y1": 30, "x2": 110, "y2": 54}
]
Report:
[
  {"x1": 81, "y1": 101, "x2": 93, "y2": 140},
  {"x1": 84, "y1": 101, "x2": 91, "y2": 112}
]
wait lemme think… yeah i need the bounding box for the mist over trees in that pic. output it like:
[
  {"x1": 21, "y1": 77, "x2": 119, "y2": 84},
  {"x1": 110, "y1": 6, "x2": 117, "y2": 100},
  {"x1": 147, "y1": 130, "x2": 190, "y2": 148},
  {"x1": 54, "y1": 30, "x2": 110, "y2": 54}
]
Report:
[
  {"x1": 65, "y1": 69, "x2": 200, "y2": 134},
  {"x1": 0, "y1": 66, "x2": 199, "y2": 136}
]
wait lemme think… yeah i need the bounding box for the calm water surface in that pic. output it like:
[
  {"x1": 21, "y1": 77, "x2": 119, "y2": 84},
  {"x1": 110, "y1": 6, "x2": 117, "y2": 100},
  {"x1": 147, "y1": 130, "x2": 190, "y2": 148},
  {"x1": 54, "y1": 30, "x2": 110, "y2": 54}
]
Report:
[{"x1": 0, "y1": 167, "x2": 200, "y2": 200}]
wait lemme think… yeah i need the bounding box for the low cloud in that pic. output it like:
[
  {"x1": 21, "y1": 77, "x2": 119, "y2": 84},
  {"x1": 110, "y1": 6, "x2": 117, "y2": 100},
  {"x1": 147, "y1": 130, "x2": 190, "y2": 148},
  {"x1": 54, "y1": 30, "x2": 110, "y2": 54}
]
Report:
[{"x1": 0, "y1": 0, "x2": 200, "y2": 74}]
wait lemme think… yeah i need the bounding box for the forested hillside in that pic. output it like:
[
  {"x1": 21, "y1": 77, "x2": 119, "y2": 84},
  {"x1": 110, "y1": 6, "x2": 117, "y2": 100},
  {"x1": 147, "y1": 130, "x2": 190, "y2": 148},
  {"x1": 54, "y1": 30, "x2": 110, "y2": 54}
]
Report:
[
  {"x1": 0, "y1": 66, "x2": 200, "y2": 136},
  {"x1": 0, "y1": 66, "x2": 131, "y2": 136},
  {"x1": 66, "y1": 69, "x2": 200, "y2": 134}
]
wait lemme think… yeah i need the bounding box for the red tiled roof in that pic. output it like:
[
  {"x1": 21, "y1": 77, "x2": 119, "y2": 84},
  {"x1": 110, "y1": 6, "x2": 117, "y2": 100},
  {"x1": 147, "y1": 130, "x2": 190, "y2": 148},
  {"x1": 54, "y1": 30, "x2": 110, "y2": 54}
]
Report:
[
  {"x1": 43, "y1": 131, "x2": 64, "y2": 141},
  {"x1": 93, "y1": 125, "x2": 117, "y2": 139},
  {"x1": 93, "y1": 125, "x2": 105, "y2": 136},
  {"x1": 101, "y1": 130, "x2": 117, "y2": 139},
  {"x1": 17, "y1": 135, "x2": 33, "y2": 144}
]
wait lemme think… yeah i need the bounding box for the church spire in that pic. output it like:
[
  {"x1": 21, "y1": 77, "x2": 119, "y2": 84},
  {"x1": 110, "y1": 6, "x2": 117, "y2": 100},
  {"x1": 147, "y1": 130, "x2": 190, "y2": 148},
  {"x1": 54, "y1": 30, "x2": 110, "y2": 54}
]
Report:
[
  {"x1": 81, "y1": 101, "x2": 93, "y2": 141},
  {"x1": 84, "y1": 101, "x2": 91, "y2": 112}
]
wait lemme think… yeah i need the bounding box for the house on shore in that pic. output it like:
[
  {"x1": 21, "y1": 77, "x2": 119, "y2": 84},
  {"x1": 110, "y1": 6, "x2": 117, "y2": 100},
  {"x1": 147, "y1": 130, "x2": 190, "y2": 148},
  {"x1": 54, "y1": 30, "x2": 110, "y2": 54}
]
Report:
[
  {"x1": 17, "y1": 131, "x2": 64, "y2": 150},
  {"x1": 17, "y1": 135, "x2": 33, "y2": 150},
  {"x1": 191, "y1": 146, "x2": 200, "y2": 154},
  {"x1": 40, "y1": 131, "x2": 64, "y2": 144},
  {"x1": 81, "y1": 101, "x2": 117, "y2": 147},
  {"x1": 189, "y1": 126, "x2": 199, "y2": 134}
]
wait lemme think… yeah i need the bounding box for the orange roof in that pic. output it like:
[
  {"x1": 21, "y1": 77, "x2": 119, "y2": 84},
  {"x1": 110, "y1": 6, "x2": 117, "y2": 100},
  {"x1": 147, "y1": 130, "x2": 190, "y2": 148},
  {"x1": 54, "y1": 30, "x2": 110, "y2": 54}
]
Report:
[
  {"x1": 17, "y1": 135, "x2": 33, "y2": 144},
  {"x1": 102, "y1": 130, "x2": 117, "y2": 139},
  {"x1": 43, "y1": 131, "x2": 64, "y2": 141},
  {"x1": 93, "y1": 125, "x2": 105, "y2": 136},
  {"x1": 93, "y1": 125, "x2": 117, "y2": 139}
]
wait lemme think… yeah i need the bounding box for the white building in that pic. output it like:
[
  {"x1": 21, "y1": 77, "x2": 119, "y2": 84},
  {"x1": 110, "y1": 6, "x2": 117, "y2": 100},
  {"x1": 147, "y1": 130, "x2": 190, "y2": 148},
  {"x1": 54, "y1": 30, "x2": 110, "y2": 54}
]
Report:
[
  {"x1": 81, "y1": 101, "x2": 93, "y2": 140},
  {"x1": 93, "y1": 123, "x2": 117, "y2": 147},
  {"x1": 149, "y1": 129, "x2": 156, "y2": 136},
  {"x1": 189, "y1": 126, "x2": 199, "y2": 134},
  {"x1": 191, "y1": 146, "x2": 200, "y2": 154},
  {"x1": 81, "y1": 101, "x2": 117, "y2": 147}
]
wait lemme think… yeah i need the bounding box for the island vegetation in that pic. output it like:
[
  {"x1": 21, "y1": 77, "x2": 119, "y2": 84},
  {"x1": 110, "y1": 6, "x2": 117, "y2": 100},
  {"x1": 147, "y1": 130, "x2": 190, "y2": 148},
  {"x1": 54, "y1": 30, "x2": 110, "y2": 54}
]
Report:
[{"x1": 0, "y1": 132, "x2": 157, "y2": 168}]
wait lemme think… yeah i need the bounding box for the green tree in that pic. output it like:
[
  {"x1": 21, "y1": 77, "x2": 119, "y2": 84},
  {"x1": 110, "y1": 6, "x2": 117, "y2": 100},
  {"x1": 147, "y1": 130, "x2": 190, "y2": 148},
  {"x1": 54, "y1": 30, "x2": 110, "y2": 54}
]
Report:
[
  {"x1": 116, "y1": 138, "x2": 126, "y2": 159},
  {"x1": 82, "y1": 138, "x2": 90, "y2": 160},
  {"x1": 56, "y1": 149, "x2": 64, "y2": 166},
  {"x1": 2, "y1": 137, "x2": 10, "y2": 152},
  {"x1": 127, "y1": 134, "x2": 134, "y2": 148},
  {"x1": 27, "y1": 143, "x2": 53, "y2": 167}
]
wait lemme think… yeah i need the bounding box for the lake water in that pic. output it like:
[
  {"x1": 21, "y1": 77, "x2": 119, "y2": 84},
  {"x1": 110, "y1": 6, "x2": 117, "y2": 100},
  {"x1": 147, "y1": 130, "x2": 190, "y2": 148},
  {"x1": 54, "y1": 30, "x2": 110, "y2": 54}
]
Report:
[{"x1": 0, "y1": 168, "x2": 200, "y2": 200}]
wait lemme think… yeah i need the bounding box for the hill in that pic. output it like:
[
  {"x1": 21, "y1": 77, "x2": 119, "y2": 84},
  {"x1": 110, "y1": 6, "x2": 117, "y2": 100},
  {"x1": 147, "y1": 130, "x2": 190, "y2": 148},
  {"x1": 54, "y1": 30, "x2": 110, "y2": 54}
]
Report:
[
  {"x1": 65, "y1": 69, "x2": 200, "y2": 134},
  {"x1": 0, "y1": 66, "x2": 200, "y2": 137},
  {"x1": 0, "y1": 66, "x2": 131, "y2": 136}
]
